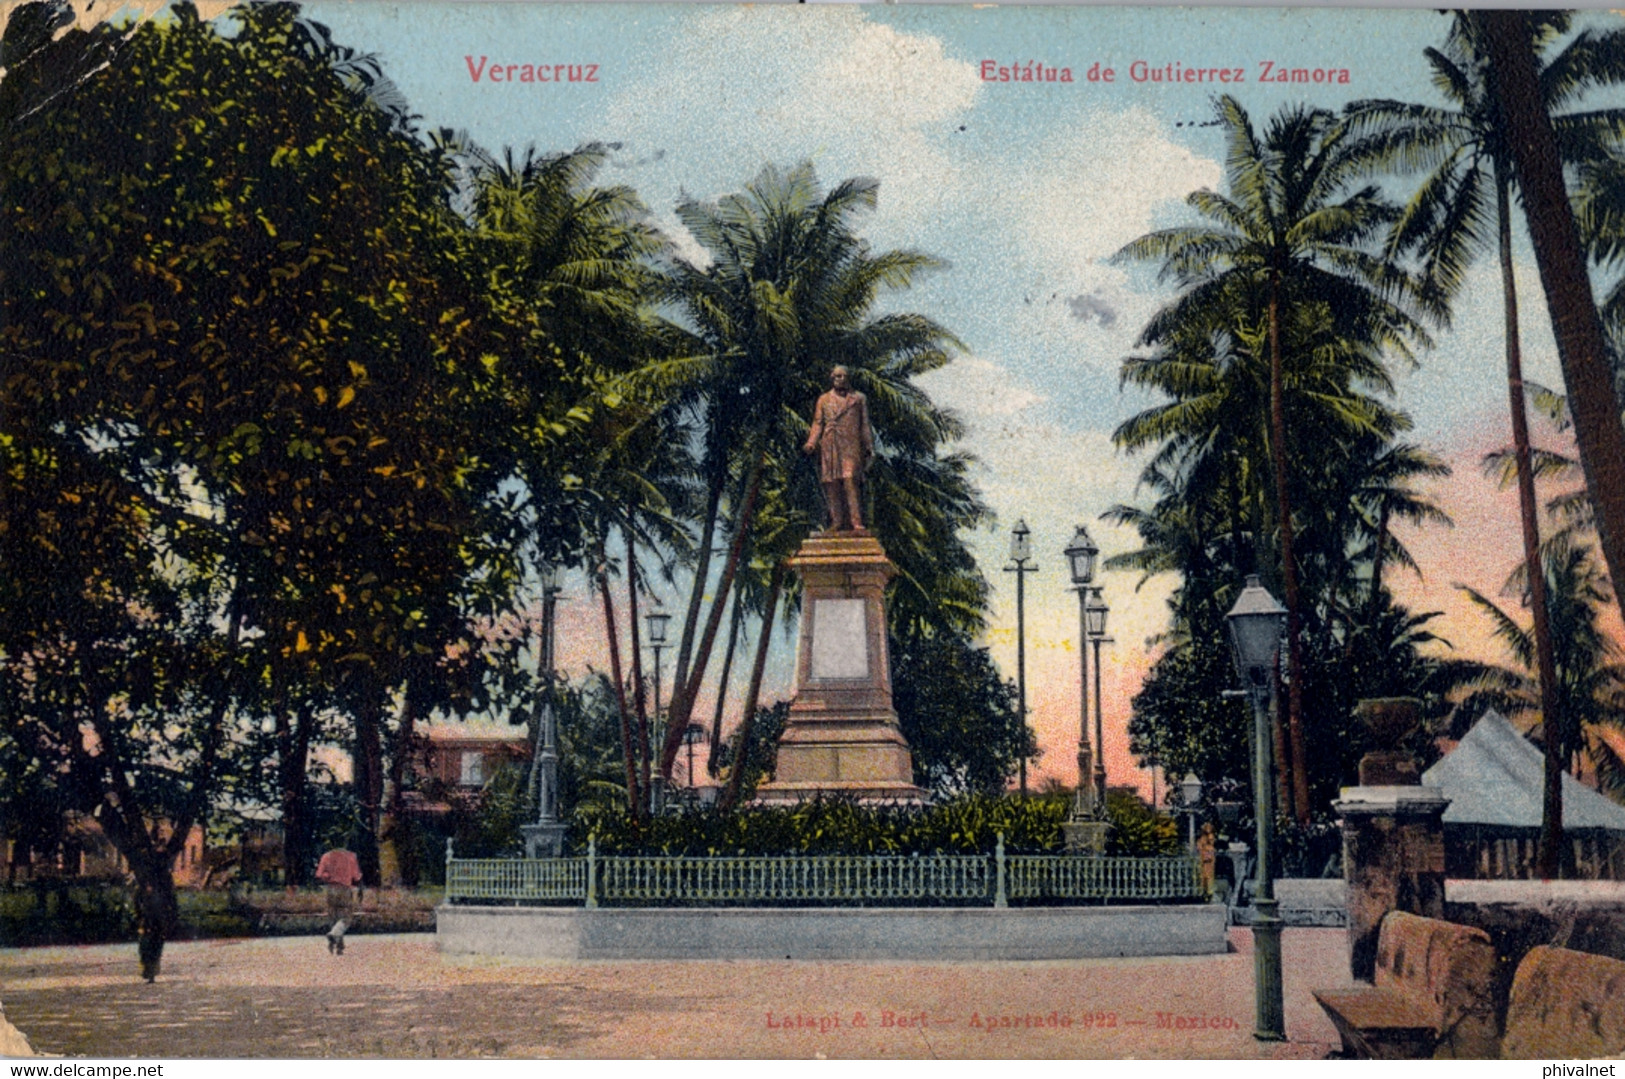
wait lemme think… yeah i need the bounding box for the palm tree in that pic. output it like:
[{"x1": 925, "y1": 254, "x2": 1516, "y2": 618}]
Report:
[
  {"x1": 1115, "y1": 105, "x2": 1427, "y2": 822},
  {"x1": 1479, "y1": 12, "x2": 1625, "y2": 723},
  {"x1": 467, "y1": 144, "x2": 697, "y2": 818},
  {"x1": 1457, "y1": 533, "x2": 1625, "y2": 808},
  {"x1": 653, "y1": 163, "x2": 962, "y2": 785},
  {"x1": 1344, "y1": 13, "x2": 1625, "y2": 873},
  {"x1": 1111, "y1": 317, "x2": 1448, "y2": 810}
]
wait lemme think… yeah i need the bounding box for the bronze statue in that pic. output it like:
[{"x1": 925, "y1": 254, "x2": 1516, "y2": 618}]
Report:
[{"x1": 802, "y1": 365, "x2": 873, "y2": 532}]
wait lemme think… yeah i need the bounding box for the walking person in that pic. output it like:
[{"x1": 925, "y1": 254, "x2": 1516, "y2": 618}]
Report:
[{"x1": 314, "y1": 846, "x2": 362, "y2": 955}]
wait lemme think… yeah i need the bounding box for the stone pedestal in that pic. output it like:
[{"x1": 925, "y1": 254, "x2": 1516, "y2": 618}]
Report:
[
  {"x1": 1335, "y1": 785, "x2": 1451, "y2": 981},
  {"x1": 521, "y1": 822, "x2": 568, "y2": 859},
  {"x1": 1061, "y1": 820, "x2": 1110, "y2": 854},
  {"x1": 756, "y1": 531, "x2": 926, "y2": 804}
]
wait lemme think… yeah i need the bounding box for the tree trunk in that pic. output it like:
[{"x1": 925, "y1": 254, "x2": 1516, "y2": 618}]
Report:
[
  {"x1": 596, "y1": 538, "x2": 641, "y2": 818},
  {"x1": 1485, "y1": 10, "x2": 1625, "y2": 658},
  {"x1": 673, "y1": 470, "x2": 726, "y2": 699},
  {"x1": 1497, "y1": 166, "x2": 1567, "y2": 879},
  {"x1": 278, "y1": 698, "x2": 317, "y2": 887},
  {"x1": 353, "y1": 687, "x2": 385, "y2": 888},
  {"x1": 709, "y1": 590, "x2": 745, "y2": 778},
  {"x1": 662, "y1": 447, "x2": 767, "y2": 776},
  {"x1": 131, "y1": 851, "x2": 179, "y2": 984},
  {"x1": 380, "y1": 683, "x2": 420, "y2": 887},
  {"x1": 722, "y1": 560, "x2": 786, "y2": 811},
  {"x1": 86, "y1": 737, "x2": 184, "y2": 983},
  {"x1": 625, "y1": 531, "x2": 651, "y2": 808},
  {"x1": 1268, "y1": 269, "x2": 1311, "y2": 824}
]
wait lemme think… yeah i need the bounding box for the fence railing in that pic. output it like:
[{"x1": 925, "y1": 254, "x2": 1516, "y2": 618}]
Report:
[
  {"x1": 443, "y1": 836, "x2": 1204, "y2": 908},
  {"x1": 1006, "y1": 852, "x2": 1202, "y2": 901}
]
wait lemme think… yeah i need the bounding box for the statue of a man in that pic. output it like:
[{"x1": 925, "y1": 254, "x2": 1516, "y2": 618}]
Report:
[{"x1": 802, "y1": 365, "x2": 874, "y2": 532}]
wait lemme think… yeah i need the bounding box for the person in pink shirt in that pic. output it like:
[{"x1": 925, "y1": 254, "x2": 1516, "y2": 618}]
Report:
[{"x1": 314, "y1": 847, "x2": 362, "y2": 955}]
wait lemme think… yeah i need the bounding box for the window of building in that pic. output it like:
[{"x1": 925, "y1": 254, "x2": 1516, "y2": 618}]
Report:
[{"x1": 459, "y1": 750, "x2": 485, "y2": 786}]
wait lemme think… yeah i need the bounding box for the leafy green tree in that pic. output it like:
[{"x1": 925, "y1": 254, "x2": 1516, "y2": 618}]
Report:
[
  {"x1": 0, "y1": 1, "x2": 519, "y2": 971},
  {"x1": 890, "y1": 630, "x2": 1027, "y2": 797}
]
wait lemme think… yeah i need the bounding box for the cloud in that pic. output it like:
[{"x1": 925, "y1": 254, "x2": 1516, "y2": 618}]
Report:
[
  {"x1": 915, "y1": 355, "x2": 1046, "y2": 418},
  {"x1": 1018, "y1": 108, "x2": 1221, "y2": 277},
  {"x1": 602, "y1": 7, "x2": 980, "y2": 231},
  {"x1": 1066, "y1": 291, "x2": 1119, "y2": 328}
]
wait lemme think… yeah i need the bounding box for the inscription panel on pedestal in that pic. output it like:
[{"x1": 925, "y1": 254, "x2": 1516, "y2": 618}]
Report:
[{"x1": 810, "y1": 598, "x2": 869, "y2": 680}]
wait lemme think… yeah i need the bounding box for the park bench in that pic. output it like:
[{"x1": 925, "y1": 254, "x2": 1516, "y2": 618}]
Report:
[
  {"x1": 1500, "y1": 945, "x2": 1625, "y2": 1058},
  {"x1": 1313, "y1": 910, "x2": 1498, "y2": 1059}
]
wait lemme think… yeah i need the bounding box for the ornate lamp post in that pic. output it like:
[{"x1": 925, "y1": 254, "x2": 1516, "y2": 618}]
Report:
[
  {"x1": 645, "y1": 606, "x2": 671, "y2": 815},
  {"x1": 1004, "y1": 520, "x2": 1037, "y2": 797},
  {"x1": 522, "y1": 564, "x2": 567, "y2": 858},
  {"x1": 1086, "y1": 586, "x2": 1112, "y2": 809},
  {"x1": 1064, "y1": 526, "x2": 1099, "y2": 817},
  {"x1": 1061, "y1": 528, "x2": 1111, "y2": 853},
  {"x1": 1226, "y1": 574, "x2": 1288, "y2": 1042}
]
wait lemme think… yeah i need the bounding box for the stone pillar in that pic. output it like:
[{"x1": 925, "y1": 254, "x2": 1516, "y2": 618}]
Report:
[
  {"x1": 1336, "y1": 697, "x2": 1450, "y2": 981},
  {"x1": 521, "y1": 701, "x2": 567, "y2": 858},
  {"x1": 1335, "y1": 786, "x2": 1450, "y2": 981},
  {"x1": 756, "y1": 531, "x2": 926, "y2": 803}
]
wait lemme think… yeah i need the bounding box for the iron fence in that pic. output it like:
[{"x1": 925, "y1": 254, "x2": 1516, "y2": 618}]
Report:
[
  {"x1": 443, "y1": 836, "x2": 1204, "y2": 907},
  {"x1": 1005, "y1": 852, "x2": 1202, "y2": 901}
]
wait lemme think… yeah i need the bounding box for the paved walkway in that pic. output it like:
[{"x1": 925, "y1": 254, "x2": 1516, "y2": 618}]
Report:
[{"x1": 0, "y1": 927, "x2": 1351, "y2": 1059}]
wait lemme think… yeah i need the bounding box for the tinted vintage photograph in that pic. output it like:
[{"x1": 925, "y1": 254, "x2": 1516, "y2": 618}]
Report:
[{"x1": 2, "y1": 0, "x2": 1625, "y2": 1060}]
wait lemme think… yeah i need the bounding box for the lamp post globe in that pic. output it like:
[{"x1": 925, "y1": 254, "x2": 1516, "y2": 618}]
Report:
[
  {"x1": 1224, "y1": 573, "x2": 1287, "y2": 1042},
  {"x1": 1225, "y1": 574, "x2": 1286, "y2": 685},
  {"x1": 1085, "y1": 588, "x2": 1109, "y2": 638},
  {"x1": 1180, "y1": 772, "x2": 1204, "y2": 852},
  {"x1": 1009, "y1": 518, "x2": 1033, "y2": 563},
  {"x1": 1064, "y1": 526, "x2": 1098, "y2": 587}
]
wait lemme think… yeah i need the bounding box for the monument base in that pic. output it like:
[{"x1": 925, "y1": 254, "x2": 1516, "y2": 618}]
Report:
[
  {"x1": 754, "y1": 780, "x2": 928, "y2": 806},
  {"x1": 756, "y1": 530, "x2": 927, "y2": 805},
  {"x1": 521, "y1": 822, "x2": 568, "y2": 859},
  {"x1": 1062, "y1": 820, "x2": 1111, "y2": 854}
]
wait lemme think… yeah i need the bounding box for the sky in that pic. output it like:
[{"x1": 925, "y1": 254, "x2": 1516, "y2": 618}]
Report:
[{"x1": 300, "y1": 1, "x2": 1625, "y2": 797}]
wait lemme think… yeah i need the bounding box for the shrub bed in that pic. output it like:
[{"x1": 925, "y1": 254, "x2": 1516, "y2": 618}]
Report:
[{"x1": 568, "y1": 792, "x2": 1181, "y2": 858}]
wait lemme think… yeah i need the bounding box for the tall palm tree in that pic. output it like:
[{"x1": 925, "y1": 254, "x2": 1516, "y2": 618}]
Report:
[
  {"x1": 653, "y1": 163, "x2": 962, "y2": 784},
  {"x1": 468, "y1": 143, "x2": 697, "y2": 818},
  {"x1": 1344, "y1": 13, "x2": 1625, "y2": 872},
  {"x1": 1480, "y1": 11, "x2": 1625, "y2": 720},
  {"x1": 1116, "y1": 102, "x2": 1427, "y2": 821}
]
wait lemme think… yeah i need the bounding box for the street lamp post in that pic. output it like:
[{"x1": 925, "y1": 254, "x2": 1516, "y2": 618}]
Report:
[
  {"x1": 645, "y1": 607, "x2": 671, "y2": 816},
  {"x1": 1086, "y1": 586, "x2": 1112, "y2": 809},
  {"x1": 682, "y1": 722, "x2": 706, "y2": 790},
  {"x1": 1064, "y1": 527, "x2": 1099, "y2": 819},
  {"x1": 1004, "y1": 520, "x2": 1037, "y2": 798},
  {"x1": 522, "y1": 565, "x2": 568, "y2": 859},
  {"x1": 1226, "y1": 574, "x2": 1288, "y2": 1042},
  {"x1": 1180, "y1": 772, "x2": 1205, "y2": 854}
]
